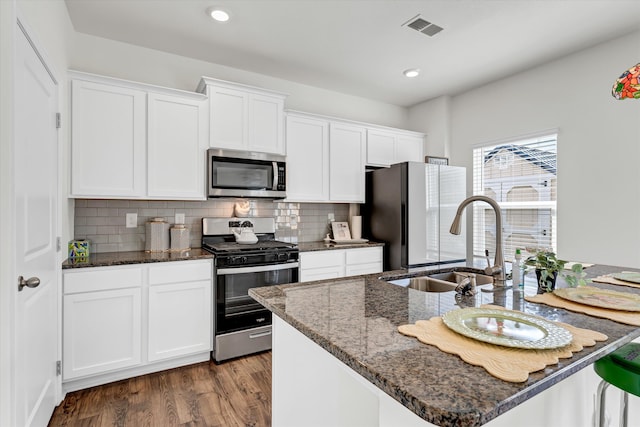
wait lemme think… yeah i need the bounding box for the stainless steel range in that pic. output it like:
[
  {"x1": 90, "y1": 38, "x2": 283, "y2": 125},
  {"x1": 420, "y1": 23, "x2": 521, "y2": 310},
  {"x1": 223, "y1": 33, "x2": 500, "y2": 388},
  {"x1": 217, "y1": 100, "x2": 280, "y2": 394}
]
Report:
[{"x1": 202, "y1": 217, "x2": 298, "y2": 362}]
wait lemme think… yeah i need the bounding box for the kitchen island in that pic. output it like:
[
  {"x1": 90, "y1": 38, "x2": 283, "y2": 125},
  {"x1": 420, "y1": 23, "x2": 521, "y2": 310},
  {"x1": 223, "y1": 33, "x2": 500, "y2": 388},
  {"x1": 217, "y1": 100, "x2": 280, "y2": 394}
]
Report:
[{"x1": 249, "y1": 264, "x2": 640, "y2": 427}]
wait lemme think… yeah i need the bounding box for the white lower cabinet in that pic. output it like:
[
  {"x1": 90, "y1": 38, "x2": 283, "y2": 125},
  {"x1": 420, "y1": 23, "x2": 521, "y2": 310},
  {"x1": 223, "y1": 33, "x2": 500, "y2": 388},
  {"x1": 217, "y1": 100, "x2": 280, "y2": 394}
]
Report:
[
  {"x1": 62, "y1": 259, "x2": 213, "y2": 392},
  {"x1": 147, "y1": 262, "x2": 213, "y2": 362},
  {"x1": 63, "y1": 287, "x2": 142, "y2": 380},
  {"x1": 345, "y1": 246, "x2": 384, "y2": 276},
  {"x1": 300, "y1": 247, "x2": 382, "y2": 282}
]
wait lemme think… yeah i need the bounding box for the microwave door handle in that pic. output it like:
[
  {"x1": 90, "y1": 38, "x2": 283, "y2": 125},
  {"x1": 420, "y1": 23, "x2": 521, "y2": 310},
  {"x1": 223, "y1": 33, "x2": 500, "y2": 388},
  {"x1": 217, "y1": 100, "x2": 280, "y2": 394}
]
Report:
[{"x1": 272, "y1": 162, "x2": 278, "y2": 190}]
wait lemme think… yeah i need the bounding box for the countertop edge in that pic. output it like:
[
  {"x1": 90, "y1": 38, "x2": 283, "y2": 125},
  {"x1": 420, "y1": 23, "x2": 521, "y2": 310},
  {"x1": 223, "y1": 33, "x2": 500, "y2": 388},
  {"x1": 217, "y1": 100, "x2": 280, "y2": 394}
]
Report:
[
  {"x1": 298, "y1": 241, "x2": 384, "y2": 252},
  {"x1": 62, "y1": 248, "x2": 214, "y2": 269}
]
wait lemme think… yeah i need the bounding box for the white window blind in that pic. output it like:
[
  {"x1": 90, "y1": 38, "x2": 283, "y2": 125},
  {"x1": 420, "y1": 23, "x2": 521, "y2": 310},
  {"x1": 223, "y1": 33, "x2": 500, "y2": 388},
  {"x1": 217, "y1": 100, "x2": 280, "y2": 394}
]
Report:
[{"x1": 472, "y1": 134, "x2": 557, "y2": 262}]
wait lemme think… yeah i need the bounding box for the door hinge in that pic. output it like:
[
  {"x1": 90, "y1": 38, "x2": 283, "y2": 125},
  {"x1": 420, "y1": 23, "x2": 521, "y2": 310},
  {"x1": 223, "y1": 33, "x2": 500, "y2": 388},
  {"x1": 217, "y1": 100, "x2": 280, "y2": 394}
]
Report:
[
  {"x1": 56, "y1": 361, "x2": 61, "y2": 376},
  {"x1": 56, "y1": 112, "x2": 61, "y2": 129},
  {"x1": 56, "y1": 236, "x2": 61, "y2": 252}
]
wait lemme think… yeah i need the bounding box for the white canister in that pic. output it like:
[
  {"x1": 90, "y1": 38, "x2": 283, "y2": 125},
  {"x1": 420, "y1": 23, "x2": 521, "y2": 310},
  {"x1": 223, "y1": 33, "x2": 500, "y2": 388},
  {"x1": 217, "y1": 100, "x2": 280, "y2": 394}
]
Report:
[
  {"x1": 145, "y1": 217, "x2": 169, "y2": 252},
  {"x1": 170, "y1": 224, "x2": 190, "y2": 251}
]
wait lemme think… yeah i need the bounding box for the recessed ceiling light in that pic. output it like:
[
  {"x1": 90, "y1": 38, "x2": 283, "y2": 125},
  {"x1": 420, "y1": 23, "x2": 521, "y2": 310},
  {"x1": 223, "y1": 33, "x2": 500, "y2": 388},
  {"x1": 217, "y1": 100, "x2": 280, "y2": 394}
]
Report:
[
  {"x1": 403, "y1": 69, "x2": 420, "y2": 78},
  {"x1": 208, "y1": 8, "x2": 230, "y2": 22}
]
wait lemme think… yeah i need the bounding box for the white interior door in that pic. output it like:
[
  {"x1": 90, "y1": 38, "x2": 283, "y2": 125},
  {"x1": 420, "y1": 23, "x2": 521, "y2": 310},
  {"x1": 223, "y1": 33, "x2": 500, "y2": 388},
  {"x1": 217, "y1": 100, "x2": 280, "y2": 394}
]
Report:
[{"x1": 14, "y1": 21, "x2": 59, "y2": 427}]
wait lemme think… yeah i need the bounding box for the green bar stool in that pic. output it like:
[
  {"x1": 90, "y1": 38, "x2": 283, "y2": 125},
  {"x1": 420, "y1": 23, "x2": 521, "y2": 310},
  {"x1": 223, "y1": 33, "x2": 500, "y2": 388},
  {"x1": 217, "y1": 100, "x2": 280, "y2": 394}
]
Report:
[{"x1": 594, "y1": 343, "x2": 640, "y2": 427}]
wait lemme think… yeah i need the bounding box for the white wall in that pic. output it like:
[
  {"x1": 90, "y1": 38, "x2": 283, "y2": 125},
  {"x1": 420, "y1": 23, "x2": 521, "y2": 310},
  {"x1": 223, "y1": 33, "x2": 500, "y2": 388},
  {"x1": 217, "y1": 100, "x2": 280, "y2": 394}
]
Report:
[
  {"x1": 440, "y1": 30, "x2": 640, "y2": 267},
  {"x1": 69, "y1": 33, "x2": 409, "y2": 129},
  {"x1": 408, "y1": 95, "x2": 452, "y2": 158}
]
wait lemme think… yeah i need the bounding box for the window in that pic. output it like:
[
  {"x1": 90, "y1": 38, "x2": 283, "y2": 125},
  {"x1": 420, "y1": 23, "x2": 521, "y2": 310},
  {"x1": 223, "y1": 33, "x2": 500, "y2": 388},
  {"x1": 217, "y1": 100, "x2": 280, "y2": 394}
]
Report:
[{"x1": 472, "y1": 133, "x2": 557, "y2": 262}]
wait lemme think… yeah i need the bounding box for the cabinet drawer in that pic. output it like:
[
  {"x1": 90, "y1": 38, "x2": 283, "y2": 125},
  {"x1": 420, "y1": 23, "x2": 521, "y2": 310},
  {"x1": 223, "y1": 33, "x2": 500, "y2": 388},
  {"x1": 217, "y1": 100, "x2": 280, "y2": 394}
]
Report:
[
  {"x1": 345, "y1": 263, "x2": 382, "y2": 277},
  {"x1": 148, "y1": 260, "x2": 212, "y2": 285},
  {"x1": 300, "y1": 266, "x2": 344, "y2": 283},
  {"x1": 301, "y1": 250, "x2": 344, "y2": 269},
  {"x1": 64, "y1": 265, "x2": 143, "y2": 294},
  {"x1": 346, "y1": 247, "x2": 382, "y2": 265}
]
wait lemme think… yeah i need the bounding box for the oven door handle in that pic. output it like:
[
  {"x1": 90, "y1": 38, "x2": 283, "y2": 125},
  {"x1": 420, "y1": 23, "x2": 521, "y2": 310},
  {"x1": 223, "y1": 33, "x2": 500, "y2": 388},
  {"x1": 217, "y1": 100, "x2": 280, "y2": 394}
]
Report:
[{"x1": 217, "y1": 262, "x2": 299, "y2": 275}]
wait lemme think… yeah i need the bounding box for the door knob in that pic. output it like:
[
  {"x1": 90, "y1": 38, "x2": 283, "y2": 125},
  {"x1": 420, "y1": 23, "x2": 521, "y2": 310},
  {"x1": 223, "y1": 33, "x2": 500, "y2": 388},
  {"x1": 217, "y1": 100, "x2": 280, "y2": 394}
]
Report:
[{"x1": 18, "y1": 276, "x2": 40, "y2": 292}]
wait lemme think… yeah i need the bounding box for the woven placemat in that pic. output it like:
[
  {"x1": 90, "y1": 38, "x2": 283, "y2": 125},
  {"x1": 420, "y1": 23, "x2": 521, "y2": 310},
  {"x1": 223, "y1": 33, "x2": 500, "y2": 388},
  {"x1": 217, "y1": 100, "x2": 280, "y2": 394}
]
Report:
[
  {"x1": 525, "y1": 293, "x2": 640, "y2": 326},
  {"x1": 592, "y1": 275, "x2": 640, "y2": 289},
  {"x1": 398, "y1": 309, "x2": 607, "y2": 383}
]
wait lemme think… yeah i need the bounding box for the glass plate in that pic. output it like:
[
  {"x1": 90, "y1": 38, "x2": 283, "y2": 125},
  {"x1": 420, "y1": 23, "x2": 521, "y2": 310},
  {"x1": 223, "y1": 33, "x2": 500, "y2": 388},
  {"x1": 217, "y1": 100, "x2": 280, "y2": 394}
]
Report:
[
  {"x1": 612, "y1": 272, "x2": 640, "y2": 284},
  {"x1": 441, "y1": 308, "x2": 573, "y2": 349},
  {"x1": 554, "y1": 286, "x2": 640, "y2": 312}
]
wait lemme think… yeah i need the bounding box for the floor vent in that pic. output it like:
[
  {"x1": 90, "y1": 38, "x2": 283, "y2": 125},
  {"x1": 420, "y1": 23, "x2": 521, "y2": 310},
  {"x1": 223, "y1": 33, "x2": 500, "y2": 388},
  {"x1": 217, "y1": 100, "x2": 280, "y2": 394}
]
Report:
[{"x1": 403, "y1": 15, "x2": 444, "y2": 37}]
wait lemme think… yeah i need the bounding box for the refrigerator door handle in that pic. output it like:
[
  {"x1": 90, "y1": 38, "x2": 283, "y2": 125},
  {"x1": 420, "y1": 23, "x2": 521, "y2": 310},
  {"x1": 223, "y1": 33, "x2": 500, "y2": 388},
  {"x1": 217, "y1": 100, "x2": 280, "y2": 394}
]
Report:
[{"x1": 401, "y1": 203, "x2": 406, "y2": 246}]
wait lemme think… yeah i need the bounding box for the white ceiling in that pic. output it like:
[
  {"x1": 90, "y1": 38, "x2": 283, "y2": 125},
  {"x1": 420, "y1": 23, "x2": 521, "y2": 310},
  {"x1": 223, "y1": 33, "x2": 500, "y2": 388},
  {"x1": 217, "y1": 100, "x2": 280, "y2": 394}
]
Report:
[{"x1": 64, "y1": 0, "x2": 640, "y2": 107}]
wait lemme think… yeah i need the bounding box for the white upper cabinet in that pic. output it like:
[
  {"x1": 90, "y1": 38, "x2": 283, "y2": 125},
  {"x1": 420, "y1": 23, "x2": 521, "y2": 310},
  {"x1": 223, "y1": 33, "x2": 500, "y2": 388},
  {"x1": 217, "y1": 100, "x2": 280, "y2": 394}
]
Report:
[
  {"x1": 69, "y1": 71, "x2": 208, "y2": 200},
  {"x1": 366, "y1": 130, "x2": 396, "y2": 167},
  {"x1": 208, "y1": 86, "x2": 247, "y2": 149},
  {"x1": 198, "y1": 77, "x2": 286, "y2": 155},
  {"x1": 71, "y1": 79, "x2": 146, "y2": 197},
  {"x1": 147, "y1": 93, "x2": 207, "y2": 199},
  {"x1": 329, "y1": 122, "x2": 366, "y2": 202},
  {"x1": 250, "y1": 93, "x2": 285, "y2": 154},
  {"x1": 366, "y1": 128, "x2": 424, "y2": 167},
  {"x1": 286, "y1": 112, "x2": 366, "y2": 203},
  {"x1": 395, "y1": 134, "x2": 424, "y2": 163},
  {"x1": 285, "y1": 113, "x2": 330, "y2": 201},
  {"x1": 286, "y1": 111, "x2": 423, "y2": 203}
]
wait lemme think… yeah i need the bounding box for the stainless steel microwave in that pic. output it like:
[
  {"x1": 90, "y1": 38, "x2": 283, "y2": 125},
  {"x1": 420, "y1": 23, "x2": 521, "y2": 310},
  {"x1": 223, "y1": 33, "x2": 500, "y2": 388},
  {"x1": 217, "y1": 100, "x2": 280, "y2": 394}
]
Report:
[{"x1": 207, "y1": 149, "x2": 287, "y2": 199}]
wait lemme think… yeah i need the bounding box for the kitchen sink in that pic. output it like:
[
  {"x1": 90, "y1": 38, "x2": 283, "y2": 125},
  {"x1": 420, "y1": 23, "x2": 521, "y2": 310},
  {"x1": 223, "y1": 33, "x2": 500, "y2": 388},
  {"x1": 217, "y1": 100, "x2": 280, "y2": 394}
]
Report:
[
  {"x1": 385, "y1": 269, "x2": 493, "y2": 293},
  {"x1": 426, "y1": 271, "x2": 494, "y2": 286}
]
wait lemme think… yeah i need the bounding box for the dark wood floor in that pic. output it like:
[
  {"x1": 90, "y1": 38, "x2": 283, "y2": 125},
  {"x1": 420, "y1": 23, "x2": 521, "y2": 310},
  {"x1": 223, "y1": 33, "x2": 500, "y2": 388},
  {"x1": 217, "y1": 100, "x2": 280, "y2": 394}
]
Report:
[{"x1": 48, "y1": 352, "x2": 272, "y2": 427}]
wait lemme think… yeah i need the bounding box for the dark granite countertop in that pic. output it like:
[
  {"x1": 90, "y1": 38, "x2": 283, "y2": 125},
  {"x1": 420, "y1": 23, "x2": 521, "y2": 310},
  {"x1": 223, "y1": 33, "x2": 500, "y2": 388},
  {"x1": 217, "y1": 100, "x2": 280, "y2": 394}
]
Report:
[
  {"x1": 62, "y1": 248, "x2": 214, "y2": 269},
  {"x1": 249, "y1": 264, "x2": 640, "y2": 427},
  {"x1": 298, "y1": 241, "x2": 384, "y2": 252}
]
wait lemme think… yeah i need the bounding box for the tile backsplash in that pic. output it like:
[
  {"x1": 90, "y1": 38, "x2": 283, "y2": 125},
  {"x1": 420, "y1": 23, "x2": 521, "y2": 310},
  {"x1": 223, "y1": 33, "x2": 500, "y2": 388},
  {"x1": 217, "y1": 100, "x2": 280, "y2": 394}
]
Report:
[{"x1": 73, "y1": 199, "x2": 350, "y2": 253}]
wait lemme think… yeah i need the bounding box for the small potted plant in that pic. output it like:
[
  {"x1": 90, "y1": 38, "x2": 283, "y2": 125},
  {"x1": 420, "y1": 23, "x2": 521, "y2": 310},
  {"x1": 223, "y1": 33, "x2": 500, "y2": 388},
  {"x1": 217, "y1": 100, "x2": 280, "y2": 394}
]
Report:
[{"x1": 524, "y1": 248, "x2": 588, "y2": 293}]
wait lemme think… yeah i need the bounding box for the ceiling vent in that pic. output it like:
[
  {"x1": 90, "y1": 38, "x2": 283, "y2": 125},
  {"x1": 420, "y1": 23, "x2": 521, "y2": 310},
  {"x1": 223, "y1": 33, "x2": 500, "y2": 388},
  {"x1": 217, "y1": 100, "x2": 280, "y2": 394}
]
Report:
[{"x1": 403, "y1": 15, "x2": 443, "y2": 37}]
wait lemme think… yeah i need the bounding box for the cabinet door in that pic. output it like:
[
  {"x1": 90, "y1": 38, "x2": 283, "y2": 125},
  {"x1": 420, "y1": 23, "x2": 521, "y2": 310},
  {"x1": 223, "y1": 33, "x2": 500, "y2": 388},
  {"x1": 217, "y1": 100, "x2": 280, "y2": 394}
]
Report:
[
  {"x1": 330, "y1": 123, "x2": 366, "y2": 202},
  {"x1": 395, "y1": 134, "x2": 424, "y2": 163},
  {"x1": 366, "y1": 130, "x2": 395, "y2": 167},
  {"x1": 63, "y1": 288, "x2": 142, "y2": 379},
  {"x1": 148, "y1": 280, "x2": 212, "y2": 362},
  {"x1": 249, "y1": 93, "x2": 285, "y2": 154},
  {"x1": 209, "y1": 86, "x2": 248, "y2": 149},
  {"x1": 71, "y1": 79, "x2": 146, "y2": 197},
  {"x1": 285, "y1": 115, "x2": 329, "y2": 201},
  {"x1": 147, "y1": 93, "x2": 207, "y2": 200}
]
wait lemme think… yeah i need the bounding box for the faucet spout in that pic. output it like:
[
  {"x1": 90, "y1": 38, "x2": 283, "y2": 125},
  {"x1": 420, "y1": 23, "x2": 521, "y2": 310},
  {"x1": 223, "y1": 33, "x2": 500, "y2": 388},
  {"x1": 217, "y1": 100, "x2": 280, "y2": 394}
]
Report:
[{"x1": 450, "y1": 195, "x2": 507, "y2": 287}]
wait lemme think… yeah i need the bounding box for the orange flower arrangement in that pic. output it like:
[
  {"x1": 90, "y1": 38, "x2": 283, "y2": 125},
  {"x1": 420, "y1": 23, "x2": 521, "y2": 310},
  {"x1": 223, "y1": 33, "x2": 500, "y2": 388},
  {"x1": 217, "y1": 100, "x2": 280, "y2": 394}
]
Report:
[{"x1": 612, "y1": 63, "x2": 640, "y2": 100}]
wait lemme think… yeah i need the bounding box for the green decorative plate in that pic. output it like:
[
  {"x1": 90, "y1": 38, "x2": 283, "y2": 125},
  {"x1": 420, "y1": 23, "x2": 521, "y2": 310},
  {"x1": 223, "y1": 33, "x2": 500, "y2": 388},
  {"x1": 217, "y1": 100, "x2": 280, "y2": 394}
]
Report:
[
  {"x1": 612, "y1": 272, "x2": 640, "y2": 284},
  {"x1": 554, "y1": 286, "x2": 640, "y2": 312},
  {"x1": 441, "y1": 308, "x2": 573, "y2": 350}
]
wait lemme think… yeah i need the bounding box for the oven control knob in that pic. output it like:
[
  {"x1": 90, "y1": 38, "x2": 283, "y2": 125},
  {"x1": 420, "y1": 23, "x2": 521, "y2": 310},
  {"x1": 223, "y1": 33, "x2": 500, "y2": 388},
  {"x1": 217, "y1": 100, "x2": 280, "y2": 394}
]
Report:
[
  {"x1": 277, "y1": 253, "x2": 288, "y2": 261},
  {"x1": 230, "y1": 256, "x2": 245, "y2": 265}
]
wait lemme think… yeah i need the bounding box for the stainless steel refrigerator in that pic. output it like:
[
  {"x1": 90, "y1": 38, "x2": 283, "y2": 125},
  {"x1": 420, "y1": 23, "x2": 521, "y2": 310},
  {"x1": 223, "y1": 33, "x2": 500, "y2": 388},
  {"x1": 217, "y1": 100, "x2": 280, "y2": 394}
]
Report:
[{"x1": 365, "y1": 162, "x2": 467, "y2": 270}]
